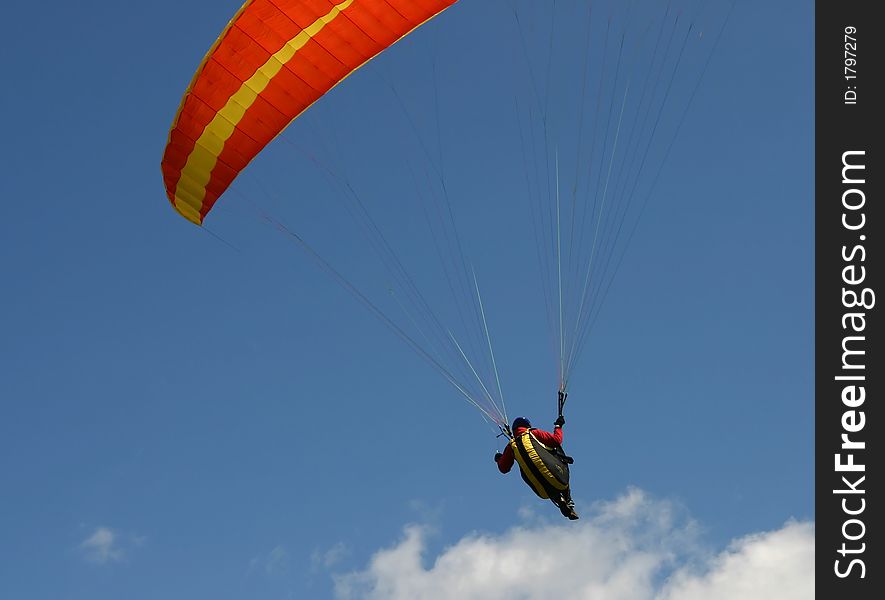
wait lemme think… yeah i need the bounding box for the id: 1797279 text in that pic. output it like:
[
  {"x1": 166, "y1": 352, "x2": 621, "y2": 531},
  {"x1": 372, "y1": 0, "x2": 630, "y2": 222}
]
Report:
[{"x1": 844, "y1": 26, "x2": 857, "y2": 104}]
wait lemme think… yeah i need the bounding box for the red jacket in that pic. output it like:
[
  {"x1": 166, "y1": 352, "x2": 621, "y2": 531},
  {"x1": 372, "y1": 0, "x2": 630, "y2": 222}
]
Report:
[{"x1": 496, "y1": 426, "x2": 564, "y2": 473}]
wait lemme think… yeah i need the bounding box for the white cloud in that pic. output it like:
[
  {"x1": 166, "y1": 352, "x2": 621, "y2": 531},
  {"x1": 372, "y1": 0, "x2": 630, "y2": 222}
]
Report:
[
  {"x1": 266, "y1": 545, "x2": 289, "y2": 574},
  {"x1": 312, "y1": 542, "x2": 351, "y2": 572},
  {"x1": 332, "y1": 488, "x2": 813, "y2": 600},
  {"x1": 79, "y1": 527, "x2": 124, "y2": 564},
  {"x1": 249, "y1": 544, "x2": 291, "y2": 576},
  {"x1": 658, "y1": 521, "x2": 814, "y2": 600}
]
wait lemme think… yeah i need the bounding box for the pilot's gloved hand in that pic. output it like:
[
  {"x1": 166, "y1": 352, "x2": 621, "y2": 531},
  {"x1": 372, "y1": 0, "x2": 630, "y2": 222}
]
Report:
[
  {"x1": 554, "y1": 415, "x2": 565, "y2": 427},
  {"x1": 494, "y1": 452, "x2": 503, "y2": 462}
]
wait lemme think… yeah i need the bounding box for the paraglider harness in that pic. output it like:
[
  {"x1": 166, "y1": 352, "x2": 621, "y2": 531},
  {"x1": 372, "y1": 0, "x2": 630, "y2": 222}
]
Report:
[{"x1": 500, "y1": 391, "x2": 574, "y2": 500}]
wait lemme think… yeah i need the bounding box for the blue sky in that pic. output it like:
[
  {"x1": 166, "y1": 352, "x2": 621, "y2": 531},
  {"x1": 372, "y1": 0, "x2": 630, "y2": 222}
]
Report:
[{"x1": 1, "y1": 1, "x2": 813, "y2": 598}]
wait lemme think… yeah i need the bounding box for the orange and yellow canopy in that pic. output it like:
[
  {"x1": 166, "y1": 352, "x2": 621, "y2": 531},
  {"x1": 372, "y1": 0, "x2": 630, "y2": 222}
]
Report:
[{"x1": 161, "y1": 0, "x2": 456, "y2": 225}]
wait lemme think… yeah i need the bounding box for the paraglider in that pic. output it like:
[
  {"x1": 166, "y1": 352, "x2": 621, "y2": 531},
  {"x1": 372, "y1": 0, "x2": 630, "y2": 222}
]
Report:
[
  {"x1": 495, "y1": 392, "x2": 578, "y2": 519},
  {"x1": 160, "y1": 0, "x2": 731, "y2": 517}
]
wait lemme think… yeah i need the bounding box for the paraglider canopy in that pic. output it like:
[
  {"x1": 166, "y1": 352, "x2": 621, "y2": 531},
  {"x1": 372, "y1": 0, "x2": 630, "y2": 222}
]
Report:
[{"x1": 161, "y1": 0, "x2": 457, "y2": 225}]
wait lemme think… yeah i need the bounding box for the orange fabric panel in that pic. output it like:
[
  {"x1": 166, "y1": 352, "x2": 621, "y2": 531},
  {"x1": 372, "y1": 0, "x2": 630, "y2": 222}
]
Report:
[{"x1": 161, "y1": 0, "x2": 457, "y2": 224}]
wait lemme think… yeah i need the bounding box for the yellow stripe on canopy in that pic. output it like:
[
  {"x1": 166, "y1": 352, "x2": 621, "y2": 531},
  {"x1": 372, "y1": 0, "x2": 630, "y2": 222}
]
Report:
[{"x1": 173, "y1": 0, "x2": 356, "y2": 223}]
